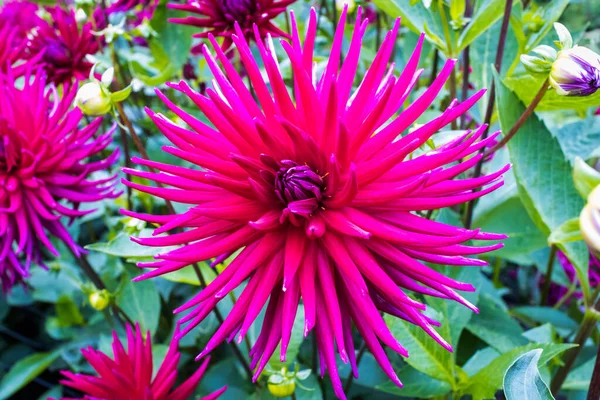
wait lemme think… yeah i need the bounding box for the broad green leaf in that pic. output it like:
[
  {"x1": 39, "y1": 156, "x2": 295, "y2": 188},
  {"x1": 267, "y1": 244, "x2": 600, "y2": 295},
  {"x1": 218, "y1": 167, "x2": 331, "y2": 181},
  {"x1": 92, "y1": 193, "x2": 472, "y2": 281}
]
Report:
[
  {"x1": 457, "y1": 0, "x2": 518, "y2": 52},
  {"x1": 512, "y1": 307, "x2": 578, "y2": 332},
  {"x1": 563, "y1": 356, "x2": 595, "y2": 391},
  {"x1": 503, "y1": 349, "x2": 554, "y2": 400},
  {"x1": 573, "y1": 157, "x2": 600, "y2": 199},
  {"x1": 466, "y1": 294, "x2": 528, "y2": 353},
  {"x1": 377, "y1": 365, "x2": 451, "y2": 398},
  {"x1": 547, "y1": 117, "x2": 600, "y2": 163},
  {"x1": 504, "y1": 74, "x2": 600, "y2": 112},
  {"x1": 523, "y1": 324, "x2": 556, "y2": 344},
  {"x1": 0, "y1": 350, "x2": 61, "y2": 400},
  {"x1": 463, "y1": 347, "x2": 501, "y2": 376},
  {"x1": 86, "y1": 229, "x2": 177, "y2": 259},
  {"x1": 55, "y1": 295, "x2": 85, "y2": 327},
  {"x1": 494, "y1": 72, "x2": 590, "y2": 298},
  {"x1": 548, "y1": 218, "x2": 582, "y2": 246},
  {"x1": 117, "y1": 277, "x2": 160, "y2": 335},
  {"x1": 151, "y1": 3, "x2": 194, "y2": 71},
  {"x1": 385, "y1": 314, "x2": 454, "y2": 384},
  {"x1": 460, "y1": 343, "x2": 576, "y2": 400}
]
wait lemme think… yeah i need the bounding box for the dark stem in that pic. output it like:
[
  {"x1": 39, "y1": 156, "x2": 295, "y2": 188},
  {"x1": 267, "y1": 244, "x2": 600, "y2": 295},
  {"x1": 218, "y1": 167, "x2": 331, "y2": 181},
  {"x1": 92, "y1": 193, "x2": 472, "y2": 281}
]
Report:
[
  {"x1": 291, "y1": 393, "x2": 297, "y2": 400},
  {"x1": 190, "y1": 263, "x2": 254, "y2": 381},
  {"x1": 114, "y1": 101, "x2": 177, "y2": 216},
  {"x1": 460, "y1": 0, "x2": 473, "y2": 129},
  {"x1": 587, "y1": 340, "x2": 600, "y2": 400},
  {"x1": 343, "y1": 341, "x2": 368, "y2": 393},
  {"x1": 375, "y1": 11, "x2": 382, "y2": 49},
  {"x1": 429, "y1": 50, "x2": 440, "y2": 85},
  {"x1": 551, "y1": 300, "x2": 600, "y2": 394},
  {"x1": 463, "y1": 0, "x2": 513, "y2": 229},
  {"x1": 449, "y1": 69, "x2": 458, "y2": 129},
  {"x1": 483, "y1": 79, "x2": 549, "y2": 157},
  {"x1": 541, "y1": 245, "x2": 558, "y2": 305}
]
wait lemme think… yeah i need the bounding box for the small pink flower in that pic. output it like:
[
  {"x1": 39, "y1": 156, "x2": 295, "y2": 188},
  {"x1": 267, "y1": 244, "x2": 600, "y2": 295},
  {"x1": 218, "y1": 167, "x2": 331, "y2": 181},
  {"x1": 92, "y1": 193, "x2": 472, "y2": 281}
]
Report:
[
  {"x1": 0, "y1": 70, "x2": 119, "y2": 292},
  {"x1": 124, "y1": 7, "x2": 508, "y2": 398},
  {"x1": 168, "y1": 0, "x2": 296, "y2": 54},
  {"x1": 58, "y1": 323, "x2": 227, "y2": 400}
]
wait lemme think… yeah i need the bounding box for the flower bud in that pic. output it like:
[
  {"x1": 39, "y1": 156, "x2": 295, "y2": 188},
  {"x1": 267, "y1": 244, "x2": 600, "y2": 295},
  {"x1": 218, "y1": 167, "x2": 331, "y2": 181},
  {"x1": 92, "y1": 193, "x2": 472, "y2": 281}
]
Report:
[
  {"x1": 550, "y1": 46, "x2": 600, "y2": 96},
  {"x1": 89, "y1": 289, "x2": 111, "y2": 311},
  {"x1": 268, "y1": 379, "x2": 296, "y2": 398},
  {"x1": 580, "y1": 185, "x2": 600, "y2": 257},
  {"x1": 75, "y1": 82, "x2": 112, "y2": 116},
  {"x1": 336, "y1": 0, "x2": 356, "y2": 13}
]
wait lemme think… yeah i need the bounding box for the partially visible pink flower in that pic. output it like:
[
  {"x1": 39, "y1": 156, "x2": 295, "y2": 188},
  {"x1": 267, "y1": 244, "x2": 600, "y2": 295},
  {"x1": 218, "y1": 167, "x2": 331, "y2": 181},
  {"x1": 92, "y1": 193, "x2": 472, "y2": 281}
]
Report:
[
  {"x1": 58, "y1": 323, "x2": 226, "y2": 400},
  {"x1": 0, "y1": 70, "x2": 119, "y2": 293},
  {"x1": 0, "y1": 0, "x2": 43, "y2": 42},
  {"x1": 544, "y1": 251, "x2": 600, "y2": 305},
  {"x1": 28, "y1": 7, "x2": 99, "y2": 85},
  {"x1": 105, "y1": 0, "x2": 160, "y2": 26},
  {"x1": 0, "y1": 24, "x2": 42, "y2": 76},
  {"x1": 168, "y1": 0, "x2": 296, "y2": 54},
  {"x1": 124, "y1": 7, "x2": 508, "y2": 398}
]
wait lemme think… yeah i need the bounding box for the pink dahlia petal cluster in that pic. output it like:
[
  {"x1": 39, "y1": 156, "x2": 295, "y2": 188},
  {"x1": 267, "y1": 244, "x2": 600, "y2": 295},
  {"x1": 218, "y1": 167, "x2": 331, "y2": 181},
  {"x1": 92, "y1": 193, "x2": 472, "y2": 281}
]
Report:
[
  {"x1": 0, "y1": 1, "x2": 44, "y2": 76},
  {"x1": 59, "y1": 323, "x2": 227, "y2": 400},
  {"x1": 0, "y1": 0, "x2": 44, "y2": 42},
  {"x1": 124, "y1": 7, "x2": 508, "y2": 398},
  {"x1": 168, "y1": 0, "x2": 296, "y2": 54},
  {"x1": 0, "y1": 70, "x2": 119, "y2": 292},
  {"x1": 28, "y1": 6, "x2": 99, "y2": 85}
]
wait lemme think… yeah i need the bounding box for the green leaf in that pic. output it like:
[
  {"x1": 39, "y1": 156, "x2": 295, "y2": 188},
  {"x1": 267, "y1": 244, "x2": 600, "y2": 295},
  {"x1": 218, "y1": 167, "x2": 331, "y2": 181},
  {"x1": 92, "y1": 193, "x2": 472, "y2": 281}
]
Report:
[
  {"x1": 548, "y1": 218, "x2": 582, "y2": 246},
  {"x1": 573, "y1": 157, "x2": 600, "y2": 199},
  {"x1": 0, "y1": 350, "x2": 61, "y2": 400},
  {"x1": 503, "y1": 349, "x2": 554, "y2": 400},
  {"x1": 110, "y1": 84, "x2": 132, "y2": 103},
  {"x1": 86, "y1": 229, "x2": 177, "y2": 259},
  {"x1": 466, "y1": 294, "x2": 529, "y2": 353},
  {"x1": 55, "y1": 295, "x2": 85, "y2": 327},
  {"x1": 547, "y1": 118, "x2": 600, "y2": 163},
  {"x1": 385, "y1": 314, "x2": 454, "y2": 384},
  {"x1": 450, "y1": 0, "x2": 466, "y2": 21},
  {"x1": 371, "y1": 0, "x2": 445, "y2": 46},
  {"x1": 524, "y1": 0, "x2": 569, "y2": 52},
  {"x1": 151, "y1": 3, "x2": 194, "y2": 71},
  {"x1": 494, "y1": 72, "x2": 590, "y2": 299},
  {"x1": 563, "y1": 356, "x2": 595, "y2": 391},
  {"x1": 377, "y1": 365, "x2": 451, "y2": 398},
  {"x1": 504, "y1": 74, "x2": 600, "y2": 112},
  {"x1": 460, "y1": 343, "x2": 576, "y2": 400},
  {"x1": 512, "y1": 307, "x2": 579, "y2": 332},
  {"x1": 117, "y1": 277, "x2": 160, "y2": 335},
  {"x1": 457, "y1": 0, "x2": 518, "y2": 52}
]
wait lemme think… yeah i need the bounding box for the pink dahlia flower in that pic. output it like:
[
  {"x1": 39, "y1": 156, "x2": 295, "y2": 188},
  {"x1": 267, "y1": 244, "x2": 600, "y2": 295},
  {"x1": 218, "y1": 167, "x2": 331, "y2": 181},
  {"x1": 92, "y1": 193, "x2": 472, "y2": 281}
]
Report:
[
  {"x1": 28, "y1": 6, "x2": 99, "y2": 85},
  {"x1": 168, "y1": 0, "x2": 296, "y2": 54},
  {"x1": 0, "y1": 70, "x2": 119, "y2": 293},
  {"x1": 124, "y1": 7, "x2": 508, "y2": 398},
  {"x1": 58, "y1": 323, "x2": 227, "y2": 400}
]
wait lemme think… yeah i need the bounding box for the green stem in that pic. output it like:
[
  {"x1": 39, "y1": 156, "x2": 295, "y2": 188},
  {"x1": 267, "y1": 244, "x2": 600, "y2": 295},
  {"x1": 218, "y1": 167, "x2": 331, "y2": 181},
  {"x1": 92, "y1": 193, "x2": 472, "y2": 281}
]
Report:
[
  {"x1": 550, "y1": 303, "x2": 600, "y2": 394},
  {"x1": 343, "y1": 341, "x2": 368, "y2": 394},
  {"x1": 541, "y1": 245, "x2": 558, "y2": 305},
  {"x1": 437, "y1": 0, "x2": 454, "y2": 57}
]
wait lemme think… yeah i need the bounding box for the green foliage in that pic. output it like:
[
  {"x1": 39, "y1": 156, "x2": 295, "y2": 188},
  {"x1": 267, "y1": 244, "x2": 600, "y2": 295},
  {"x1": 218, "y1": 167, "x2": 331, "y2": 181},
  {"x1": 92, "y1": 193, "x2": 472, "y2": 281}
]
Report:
[
  {"x1": 0, "y1": 350, "x2": 61, "y2": 400},
  {"x1": 503, "y1": 349, "x2": 554, "y2": 400}
]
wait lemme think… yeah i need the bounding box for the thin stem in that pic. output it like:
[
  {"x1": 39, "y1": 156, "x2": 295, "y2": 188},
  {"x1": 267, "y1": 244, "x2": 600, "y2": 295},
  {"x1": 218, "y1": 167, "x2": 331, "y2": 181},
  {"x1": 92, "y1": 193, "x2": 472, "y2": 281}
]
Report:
[
  {"x1": 190, "y1": 263, "x2": 254, "y2": 381},
  {"x1": 550, "y1": 301, "x2": 600, "y2": 394},
  {"x1": 588, "y1": 343, "x2": 600, "y2": 400},
  {"x1": 449, "y1": 69, "x2": 458, "y2": 129},
  {"x1": 463, "y1": 0, "x2": 513, "y2": 229},
  {"x1": 483, "y1": 79, "x2": 549, "y2": 157},
  {"x1": 541, "y1": 245, "x2": 558, "y2": 305},
  {"x1": 460, "y1": 0, "x2": 473, "y2": 129},
  {"x1": 437, "y1": 0, "x2": 454, "y2": 57},
  {"x1": 343, "y1": 342, "x2": 368, "y2": 393},
  {"x1": 429, "y1": 50, "x2": 440, "y2": 85},
  {"x1": 291, "y1": 393, "x2": 297, "y2": 400}
]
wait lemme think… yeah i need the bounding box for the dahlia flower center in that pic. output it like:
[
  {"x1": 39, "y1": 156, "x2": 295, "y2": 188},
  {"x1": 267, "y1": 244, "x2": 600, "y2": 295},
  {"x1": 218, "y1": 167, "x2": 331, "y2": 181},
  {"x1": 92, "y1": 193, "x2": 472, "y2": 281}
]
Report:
[
  {"x1": 274, "y1": 161, "x2": 324, "y2": 207},
  {"x1": 221, "y1": 0, "x2": 256, "y2": 22},
  {"x1": 43, "y1": 40, "x2": 72, "y2": 67}
]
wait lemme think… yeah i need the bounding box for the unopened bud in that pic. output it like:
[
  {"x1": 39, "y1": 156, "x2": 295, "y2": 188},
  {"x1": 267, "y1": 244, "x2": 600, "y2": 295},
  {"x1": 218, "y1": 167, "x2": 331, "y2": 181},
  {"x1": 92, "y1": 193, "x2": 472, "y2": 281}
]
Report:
[
  {"x1": 89, "y1": 289, "x2": 111, "y2": 311},
  {"x1": 75, "y1": 82, "x2": 112, "y2": 116},
  {"x1": 550, "y1": 46, "x2": 600, "y2": 96},
  {"x1": 580, "y1": 185, "x2": 600, "y2": 257}
]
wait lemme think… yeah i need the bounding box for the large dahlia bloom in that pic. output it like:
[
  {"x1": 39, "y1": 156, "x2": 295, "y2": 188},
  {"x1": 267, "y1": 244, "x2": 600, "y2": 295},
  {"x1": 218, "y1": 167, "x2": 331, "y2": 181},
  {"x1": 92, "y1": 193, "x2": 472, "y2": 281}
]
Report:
[
  {"x1": 0, "y1": 70, "x2": 119, "y2": 292},
  {"x1": 168, "y1": 0, "x2": 296, "y2": 54},
  {"x1": 28, "y1": 7, "x2": 99, "y2": 85},
  {"x1": 124, "y1": 7, "x2": 508, "y2": 398},
  {"x1": 59, "y1": 323, "x2": 227, "y2": 400}
]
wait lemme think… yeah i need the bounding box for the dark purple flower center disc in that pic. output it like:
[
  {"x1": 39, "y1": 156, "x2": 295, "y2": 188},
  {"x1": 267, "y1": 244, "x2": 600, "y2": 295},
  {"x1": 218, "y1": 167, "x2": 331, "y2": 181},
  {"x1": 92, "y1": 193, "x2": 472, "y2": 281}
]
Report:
[
  {"x1": 43, "y1": 40, "x2": 72, "y2": 67},
  {"x1": 221, "y1": 0, "x2": 257, "y2": 22},
  {"x1": 274, "y1": 160, "x2": 324, "y2": 206}
]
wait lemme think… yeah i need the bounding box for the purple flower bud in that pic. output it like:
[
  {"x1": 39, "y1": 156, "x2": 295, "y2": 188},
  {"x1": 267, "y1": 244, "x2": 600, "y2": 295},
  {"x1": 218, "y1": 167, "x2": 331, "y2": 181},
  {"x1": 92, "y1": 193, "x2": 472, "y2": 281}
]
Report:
[{"x1": 550, "y1": 46, "x2": 600, "y2": 96}]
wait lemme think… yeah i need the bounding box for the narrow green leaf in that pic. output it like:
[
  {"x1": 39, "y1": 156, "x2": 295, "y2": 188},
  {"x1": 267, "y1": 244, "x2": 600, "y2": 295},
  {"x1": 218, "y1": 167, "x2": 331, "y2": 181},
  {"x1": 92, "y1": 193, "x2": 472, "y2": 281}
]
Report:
[
  {"x1": 0, "y1": 350, "x2": 61, "y2": 400},
  {"x1": 110, "y1": 84, "x2": 132, "y2": 103},
  {"x1": 457, "y1": 0, "x2": 519, "y2": 52},
  {"x1": 371, "y1": 0, "x2": 445, "y2": 44},
  {"x1": 55, "y1": 295, "x2": 85, "y2": 327},
  {"x1": 503, "y1": 349, "x2": 554, "y2": 400}
]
